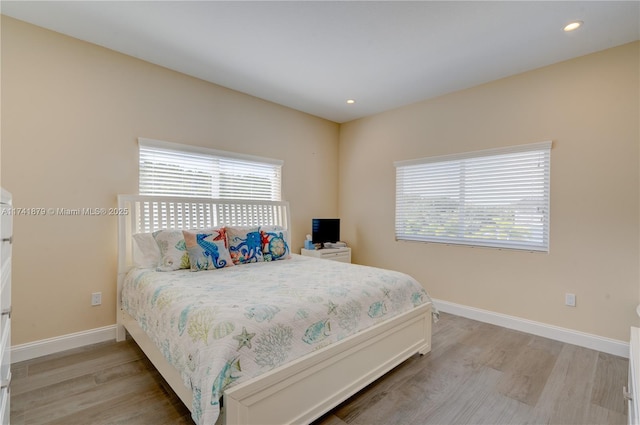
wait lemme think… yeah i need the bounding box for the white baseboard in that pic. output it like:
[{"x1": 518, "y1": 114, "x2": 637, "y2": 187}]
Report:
[
  {"x1": 433, "y1": 298, "x2": 629, "y2": 358},
  {"x1": 11, "y1": 325, "x2": 117, "y2": 363},
  {"x1": 11, "y1": 301, "x2": 630, "y2": 363}
]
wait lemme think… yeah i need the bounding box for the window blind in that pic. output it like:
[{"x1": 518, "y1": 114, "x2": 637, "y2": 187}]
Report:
[
  {"x1": 395, "y1": 141, "x2": 551, "y2": 252},
  {"x1": 139, "y1": 138, "x2": 282, "y2": 201}
]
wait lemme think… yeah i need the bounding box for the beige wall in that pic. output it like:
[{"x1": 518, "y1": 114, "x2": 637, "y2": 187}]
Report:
[
  {"x1": 339, "y1": 42, "x2": 640, "y2": 342},
  {"x1": 2, "y1": 15, "x2": 638, "y2": 346},
  {"x1": 1, "y1": 17, "x2": 339, "y2": 345}
]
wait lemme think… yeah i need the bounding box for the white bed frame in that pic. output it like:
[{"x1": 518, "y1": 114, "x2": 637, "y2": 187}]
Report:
[{"x1": 116, "y1": 195, "x2": 432, "y2": 425}]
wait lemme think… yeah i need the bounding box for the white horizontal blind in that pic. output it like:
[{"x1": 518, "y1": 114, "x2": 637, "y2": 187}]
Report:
[
  {"x1": 139, "y1": 139, "x2": 282, "y2": 201},
  {"x1": 395, "y1": 141, "x2": 551, "y2": 252},
  {"x1": 218, "y1": 157, "x2": 281, "y2": 200}
]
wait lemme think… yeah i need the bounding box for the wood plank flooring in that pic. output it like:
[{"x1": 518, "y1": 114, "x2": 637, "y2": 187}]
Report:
[{"x1": 11, "y1": 313, "x2": 628, "y2": 425}]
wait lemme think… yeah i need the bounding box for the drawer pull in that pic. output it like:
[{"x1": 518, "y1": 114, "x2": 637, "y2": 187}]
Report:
[
  {"x1": 1, "y1": 307, "x2": 10, "y2": 319},
  {"x1": 1, "y1": 237, "x2": 11, "y2": 244},
  {"x1": 0, "y1": 373, "x2": 10, "y2": 389},
  {"x1": 624, "y1": 386, "x2": 633, "y2": 402}
]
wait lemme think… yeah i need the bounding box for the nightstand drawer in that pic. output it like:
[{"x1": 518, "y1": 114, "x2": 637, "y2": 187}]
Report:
[
  {"x1": 319, "y1": 251, "x2": 350, "y2": 262},
  {"x1": 301, "y1": 247, "x2": 351, "y2": 263}
]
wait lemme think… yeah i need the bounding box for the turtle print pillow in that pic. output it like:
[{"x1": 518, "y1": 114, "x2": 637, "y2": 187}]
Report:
[{"x1": 260, "y1": 226, "x2": 290, "y2": 261}]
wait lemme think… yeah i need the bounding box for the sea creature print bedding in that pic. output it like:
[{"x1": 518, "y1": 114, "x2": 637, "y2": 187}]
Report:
[{"x1": 122, "y1": 255, "x2": 434, "y2": 425}]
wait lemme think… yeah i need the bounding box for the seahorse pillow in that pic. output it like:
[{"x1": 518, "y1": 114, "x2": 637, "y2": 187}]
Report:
[
  {"x1": 226, "y1": 226, "x2": 264, "y2": 264},
  {"x1": 152, "y1": 229, "x2": 190, "y2": 271},
  {"x1": 260, "y1": 226, "x2": 291, "y2": 261},
  {"x1": 182, "y1": 228, "x2": 234, "y2": 271}
]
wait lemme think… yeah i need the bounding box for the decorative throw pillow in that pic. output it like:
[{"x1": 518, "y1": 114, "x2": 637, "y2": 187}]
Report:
[
  {"x1": 260, "y1": 226, "x2": 290, "y2": 261},
  {"x1": 182, "y1": 228, "x2": 234, "y2": 271},
  {"x1": 226, "y1": 226, "x2": 264, "y2": 264},
  {"x1": 132, "y1": 232, "x2": 161, "y2": 269},
  {"x1": 152, "y1": 229, "x2": 190, "y2": 271}
]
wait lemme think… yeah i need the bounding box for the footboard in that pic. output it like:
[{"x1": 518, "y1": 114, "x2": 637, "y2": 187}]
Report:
[
  {"x1": 224, "y1": 302, "x2": 432, "y2": 425},
  {"x1": 120, "y1": 299, "x2": 431, "y2": 425}
]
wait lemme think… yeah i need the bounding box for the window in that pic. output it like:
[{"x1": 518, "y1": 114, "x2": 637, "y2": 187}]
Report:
[
  {"x1": 139, "y1": 138, "x2": 283, "y2": 201},
  {"x1": 395, "y1": 141, "x2": 551, "y2": 252}
]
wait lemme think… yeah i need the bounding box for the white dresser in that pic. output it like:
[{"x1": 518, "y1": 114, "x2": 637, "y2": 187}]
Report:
[
  {"x1": 0, "y1": 189, "x2": 11, "y2": 425},
  {"x1": 629, "y1": 327, "x2": 640, "y2": 425},
  {"x1": 300, "y1": 247, "x2": 351, "y2": 263}
]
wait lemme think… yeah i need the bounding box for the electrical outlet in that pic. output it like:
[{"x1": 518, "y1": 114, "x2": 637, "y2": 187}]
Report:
[
  {"x1": 565, "y1": 293, "x2": 576, "y2": 307},
  {"x1": 91, "y1": 292, "x2": 102, "y2": 306}
]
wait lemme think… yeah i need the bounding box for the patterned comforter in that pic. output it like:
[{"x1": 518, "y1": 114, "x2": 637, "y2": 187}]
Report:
[{"x1": 122, "y1": 255, "x2": 434, "y2": 425}]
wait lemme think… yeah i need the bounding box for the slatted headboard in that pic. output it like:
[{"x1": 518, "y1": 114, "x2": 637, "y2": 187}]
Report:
[
  {"x1": 117, "y1": 194, "x2": 290, "y2": 269},
  {"x1": 116, "y1": 195, "x2": 291, "y2": 339}
]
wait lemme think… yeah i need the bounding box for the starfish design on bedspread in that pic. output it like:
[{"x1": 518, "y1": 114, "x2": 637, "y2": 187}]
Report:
[
  {"x1": 326, "y1": 300, "x2": 338, "y2": 315},
  {"x1": 234, "y1": 326, "x2": 256, "y2": 350},
  {"x1": 382, "y1": 287, "x2": 391, "y2": 298}
]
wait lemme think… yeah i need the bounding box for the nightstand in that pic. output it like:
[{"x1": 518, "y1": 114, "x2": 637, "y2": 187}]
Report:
[{"x1": 300, "y1": 247, "x2": 351, "y2": 263}]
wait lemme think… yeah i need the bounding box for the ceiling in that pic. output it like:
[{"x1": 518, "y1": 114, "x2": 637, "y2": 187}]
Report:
[{"x1": 2, "y1": 1, "x2": 639, "y2": 123}]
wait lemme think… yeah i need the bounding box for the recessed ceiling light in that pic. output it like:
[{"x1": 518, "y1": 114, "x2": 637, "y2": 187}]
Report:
[
  {"x1": 346, "y1": 99, "x2": 356, "y2": 104},
  {"x1": 563, "y1": 21, "x2": 583, "y2": 32}
]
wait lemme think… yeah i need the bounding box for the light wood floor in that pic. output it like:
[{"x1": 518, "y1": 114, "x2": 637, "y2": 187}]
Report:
[{"x1": 11, "y1": 313, "x2": 628, "y2": 425}]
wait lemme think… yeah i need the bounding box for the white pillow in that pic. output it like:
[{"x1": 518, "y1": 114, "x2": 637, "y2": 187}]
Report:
[{"x1": 132, "y1": 232, "x2": 161, "y2": 269}]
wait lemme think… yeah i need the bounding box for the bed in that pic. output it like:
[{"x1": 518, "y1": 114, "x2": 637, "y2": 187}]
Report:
[{"x1": 116, "y1": 195, "x2": 435, "y2": 425}]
